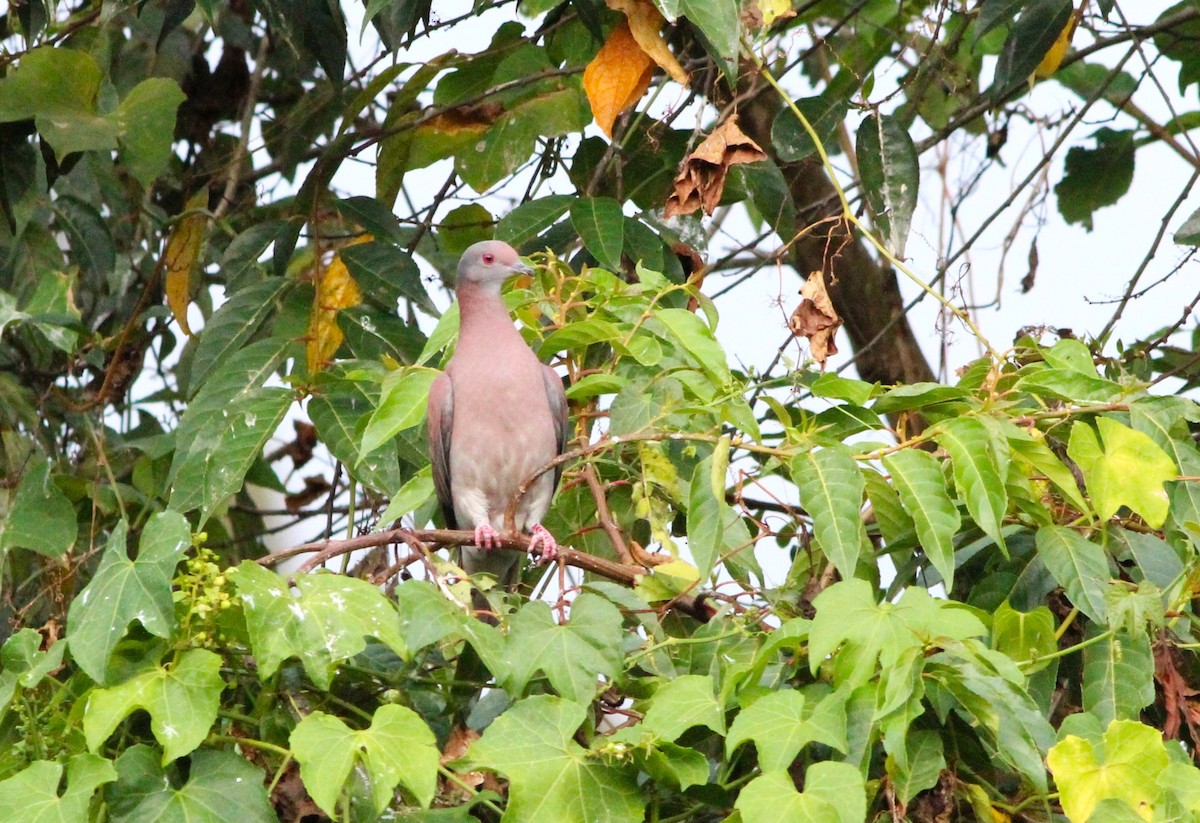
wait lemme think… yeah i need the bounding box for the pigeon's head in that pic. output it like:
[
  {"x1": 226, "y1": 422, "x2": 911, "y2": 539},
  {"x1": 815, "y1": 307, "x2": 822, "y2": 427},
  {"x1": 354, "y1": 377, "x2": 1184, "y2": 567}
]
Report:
[{"x1": 457, "y1": 240, "x2": 534, "y2": 290}]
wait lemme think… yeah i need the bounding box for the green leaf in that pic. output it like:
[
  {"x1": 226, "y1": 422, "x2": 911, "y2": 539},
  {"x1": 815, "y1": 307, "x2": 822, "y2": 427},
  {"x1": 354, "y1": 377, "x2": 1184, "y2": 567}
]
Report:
[
  {"x1": 0, "y1": 754, "x2": 116, "y2": 823},
  {"x1": 990, "y1": 0, "x2": 1073, "y2": 97},
  {"x1": 936, "y1": 417, "x2": 1009, "y2": 553},
  {"x1": 291, "y1": 705, "x2": 438, "y2": 815},
  {"x1": 1035, "y1": 525, "x2": 1110, "y2": 623},
  {"x1": 772, "y1": 76, "x2": 854, "y2": 162},
  {"x1": 496, "y1": 195, "x2": 574, "y2": 247},
  {"x1": 1014, "y1": 364, "x2": 1123, "y2": 403},
  {"x1": 855, "y1": 113, "x2": 920, "y2": 257},
  {"x1": 84, "y1": 649, "x2": 224, "y2": 764},
  {"x1": 886, "y1": 729, "x2": 945, "y2": 805},
  {"x1": 341, "y1": 242, "x2": 437, "y2": 315},
  {"x1": 570, "y1": 196, "x2": 625, "y2": 272},
  {"x1": 55, "y1": 196, "x2": 115, "y2": 279},
  {"x1": 883, "y1": 449, "x2": 961, "y2": 590},
  {"x1": 1, "y1": 629, "x2": 66, "y2": 690},
  {"x1": 504, "y1": 594, "x2": 624, "y2": 703},
  {"x1": 469, "y1": 695, "x2": 643, "y2": 823},
  {"x1": 376, "y1": 466, "x2": 436, "y2": 526},
  {"x1": 309, "y1": 380, "x2": 402, "y2": 493},
  {"x1": 107, "y1": 745, "x2": 275, "y2": 822},
  {"x1": 791, "y1": 445, "x2": 868, "y2": 577},
  {"x1": 1055, "y1": 128, "x2": 1136, "y2": 230},
  {"x1": 1007, "y1": 432, "x2": 1092, "y2": 516},
  {"x1": 991, "y1": 601, "x2": 1057, "y2": 672},
  {"x1": 1, "y1": 460, "x2": 75, "y2": 557},
  {"x1": 654, "y1": 308, "x2": 731, "y2": 385},
  {"x1": 190, "y1": 279, "x2": 290, "y2": 392},
  {"x1": 727, "y1": 690, "x2": 847, "y2": 771},
  {"x1": 66, "y1": 513, "x2": 191, "y2": 684},
  {"x1": 736, "y1": 762, "x2": 865, "y2": 823},
  {"x1": 807, "y1": 373, "x2": 877, "y2": 406},
  {"x1": 678, "y1": 0, "x2": 740, "y2": 66},
  {"x1": 24, "y1": 270, "x2": 80, "y2": 353},
  {"x1": 687, "y1": 453, "x2": 731, "y2": 579},
  {"x1": 862, "y1": 468, "x2": 914, "y2": 547},
  {"x1": 392, "y1": 577, "x2": 471, "y2": 652},
  {"x1": 229, "y1": 561, "x2": 409, "y2": 690},
  {"x1": 641, "y1": 675, "x2": 724, "y2": 741},
  {"x1": 1082, "y1": 627, "x2": 1154, "y2": 727},
  {"x1": 334, "y1": 195, "x2": 407, "y2": 245},
  {"x1": 440, "y1": 203, "x2": 495, "y2": 255},
  {"x1": 1067, "y1": 417, "x2": 1176, "y2": 527},
  {"x1": 1047, "y1": 720, "x2": 1169, "y2": 823},
  {"x1": 360, "y1": 367, "x2": 439, "y2": 456},
  {"x1": 1175, "y1": 205, "x2": 1200, "y2": 245},
  {"x1": 872, "y1": 382, "x2": 970, "y2": 414},
  {"x1": 117, "y1": 78, "x2": 185, "y2": 187},
  {"x1": 976, "y1": 0, "x2": 1032, "y2": 42}
]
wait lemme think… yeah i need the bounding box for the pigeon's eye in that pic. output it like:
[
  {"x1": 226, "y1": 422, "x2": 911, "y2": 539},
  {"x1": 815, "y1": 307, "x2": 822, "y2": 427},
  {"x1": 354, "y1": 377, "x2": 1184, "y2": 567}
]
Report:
[{"x1": 482, "y1": 253, "x2": 495, "y2": 264}]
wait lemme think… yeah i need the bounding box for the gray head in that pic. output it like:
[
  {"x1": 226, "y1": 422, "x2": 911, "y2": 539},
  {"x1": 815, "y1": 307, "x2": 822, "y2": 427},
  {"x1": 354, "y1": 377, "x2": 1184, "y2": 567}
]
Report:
[{"x1": 456, "y1": 240, "x2": 534, "y2": 290}]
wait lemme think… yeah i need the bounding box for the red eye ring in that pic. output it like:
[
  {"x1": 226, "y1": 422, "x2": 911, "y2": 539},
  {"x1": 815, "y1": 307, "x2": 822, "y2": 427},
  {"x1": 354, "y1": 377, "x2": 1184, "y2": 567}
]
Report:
[{"x1": 482, "y1": 253, "x2": 495, "y2": 264}]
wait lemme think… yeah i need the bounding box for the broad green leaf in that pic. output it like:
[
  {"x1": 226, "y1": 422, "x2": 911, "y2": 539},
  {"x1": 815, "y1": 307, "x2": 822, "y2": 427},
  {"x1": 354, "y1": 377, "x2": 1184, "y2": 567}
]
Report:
[
  {"x1": 1112, "y1": 528, "x2": 1183, "y2": 589},
  {"x1": 1128, "y1": 396, "x2": 1200, "y2": 537},
  {"x1": 116, "y1": 78, "x2": 186, "y2": 187},
  {"x1": 55, "y1": 196, "x2": 115, "y2": 278},
  {"x1": 856, "y1": 113, "x2": 919, "y2": 256},
  {"x1": 217, "y1": 221, "x2": 287, "y2": 287},
  {"x1": 496, "y1": 195, "x2": 574, "y2": 247},
  {"x1": 872, "y1": 382, "x2": 970, "y2": 414},
  {"x1": 679, "y1": 0, "x2": 740, "y2": 65},
  {"x1": 1, "y1": 629, "x2": 66, "y2": 690},
  {"x1": 504, "y1": 594, "x2": 624, "y2": 703},
  {"x1": 862, "y1": 468, "x2": 914, "y2": 547},
  {"x1": 687, "y1": 453, "x2": 731, "y2": 579},
  {"x1": 641, "y1": 675, "x2": 724, "y2": 741},
  {"x1": 360, "y1": 367, "x2": 439, "y2": 455},
  {"x1": 638, "y1": 741, "x2": 709, "y2": 792},
  {"x1": 1176, "y1": 205, "x2": 1200, "y2": 245},
  {"x1": 1047, "y1": 720, "x2": 1169, "y2": 823},
  {"x1": 1055, "y1": 128, "x2": 1135, "y2": 230},
  {"x1": 654, "y1": 308, "x2": 731, "y2": 384},
  {"x1": 886, "y1": 729, "x2": 945, "y2": 805},
  {"x1": 439, "y1": 203, "x2": 495, "y2": 255},
  {"x1": 334, "y1": 195, "x2": 407, "y2": 245},
  {"x1": 24, "y1": 270, "x2": 80, "y2": 353},
  {"x1": 190, "y1": 278, "x2": 291, "y2": 393},
  {"x1": 990, "y1": 0, "x2": 1073, "y2": 97},
  {"x1": 727, "y1": 690, "x2": 847, "y2": 771},
  {"x1": 1008, "y1": 432, "x2": 1092, "y2": 515},
  {"x1": 66, "y1": 513, "x2": 191, "y2": 684},
  {"x1": 571, "y1": 196, "x2": 625, "y2": 272},
  {"x1": 107, "y1": 745, "x2": 275, "y2": 823},
  {"x1": 0, "y1": 754, "x2": 116, "y2": 823},
  {"x1": 392, "y1": 577, "x2": 471, "y2": 652},
  {"x1": 1034, "y1": 525, "x2": 1110, "y2": 623},
  {"x1": 791, "y1": 446, "x2": 868, "y2": 577},
  {"x1": 736, "y1": 762, "x2": 865, "y2": 823},
  {"x1": 0, "y1": 460, "x2": 75, "y2": 557},
  {"x1": 771, "y1": 71, "x2": 857, "y2": 162},
  {"x1": 1082, "y1": 627, "x2": 1154, "y2": 727},
  {"x1": 1014, "y1": 365, "x2": 1123, "y2": 403},
  {"x1": 84, "y1": 649, "x2": 224, "y2": 764},
  {"x1": 376, "y1": 465, "x2": 436, "y2": 526},
  {"x1": 991, "y1": 601, "x2": 1057, "y2": 672},
  {"x1": 1067, "y1": 417, "x2": 1175, "y2": 527},
  {"x1": 291, "y1": 705, "x2": 438, "y2": 814},
  {"x1": 976, "y1": 0, "x2": 1031, "y2": 42},
  {"x1": 309, "y1": 380, "x2": 402, "y2": 493},
  {"x1": 341, "y1": 242, "x2": 437, "y2": 315},
  {"x1": 807, "y1": 373, "x2": 877, "y2": 406},
  {"x1": 883, "y1": 449, "x2": 960, "y2": 589},
  {"x1": 936, "y1": 417, "x2": 1009, "y2": 553},
  {"x1": 229, "y1": 561, "x2": 408, "y2": 689},
  {"x1": 469, "y1": 695, "x2": 643, "y2": 823}
]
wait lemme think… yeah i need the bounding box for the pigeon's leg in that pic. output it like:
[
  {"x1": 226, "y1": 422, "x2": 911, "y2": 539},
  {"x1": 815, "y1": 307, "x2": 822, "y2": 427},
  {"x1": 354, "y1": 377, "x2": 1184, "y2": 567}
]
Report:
[
  {"x1": 473, "y1": 523, "x2": 501, "y2": 550},
  {"x1": 527, "y1": 524, "x2": 559, "y2": 564}
]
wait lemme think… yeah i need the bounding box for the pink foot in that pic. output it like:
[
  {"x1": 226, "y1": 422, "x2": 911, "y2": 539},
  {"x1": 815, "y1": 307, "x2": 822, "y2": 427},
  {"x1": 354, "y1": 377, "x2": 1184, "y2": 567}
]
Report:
[
  {"x1": 474, "y1": 524, "x2": 501, "y2": 551},
  {"x1": 528, "y1": 524, "x2": 559, "y2": 564}
]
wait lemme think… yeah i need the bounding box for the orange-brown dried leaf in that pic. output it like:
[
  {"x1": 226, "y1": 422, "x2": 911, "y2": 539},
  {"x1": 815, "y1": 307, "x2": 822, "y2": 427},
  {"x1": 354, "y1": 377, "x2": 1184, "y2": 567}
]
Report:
[
  {"x1": 664, "y1": 116, "x2": 767, "y2": 217},
  {"x1": 583, "y1": 19, "x2": 655, "y2": 138},
  {"x1": 163, "y1": 190, "x2": 210, "y2": 336},
  {"x1": 789, "y1": 270, "x2": 842, "y2": 367},
  {"x1": 607, "y1": 0, "x2": 688, "y2": 84},
  {"x1": 307, "y1": 243, "x2": 365, "y2": 375}
]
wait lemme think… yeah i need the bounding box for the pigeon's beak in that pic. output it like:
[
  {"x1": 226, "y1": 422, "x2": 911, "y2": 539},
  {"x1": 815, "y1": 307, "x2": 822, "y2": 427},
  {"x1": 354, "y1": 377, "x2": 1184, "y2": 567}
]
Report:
[{"x1": 510, "y1": 259, "x2": 535, "y2": 276}]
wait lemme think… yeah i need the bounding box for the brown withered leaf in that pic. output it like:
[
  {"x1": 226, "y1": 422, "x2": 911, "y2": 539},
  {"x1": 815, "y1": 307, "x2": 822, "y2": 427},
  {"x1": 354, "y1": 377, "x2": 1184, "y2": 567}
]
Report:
[
  {"x1": 1155, "y1": 642, "x2": 1200, "y2": 742},
  {"x1": 789, "y1": 270, "x2": 842, "y2": 367},
  {"x1": 664, "y1": 116, "x2": 767, "y2": 217},
  {"x1": 284, "y1": 475, "x2": 332, "y2": 513}
]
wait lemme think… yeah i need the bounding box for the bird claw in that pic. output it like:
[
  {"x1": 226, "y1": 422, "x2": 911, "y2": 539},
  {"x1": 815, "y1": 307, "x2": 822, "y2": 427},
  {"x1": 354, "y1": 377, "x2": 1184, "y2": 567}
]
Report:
[
  {"x1": 474, "y1": 524, "x2": 501, "y2": 551},
  {"x1": 528, "y1": 524, "x2": 559, "y2": 565}
]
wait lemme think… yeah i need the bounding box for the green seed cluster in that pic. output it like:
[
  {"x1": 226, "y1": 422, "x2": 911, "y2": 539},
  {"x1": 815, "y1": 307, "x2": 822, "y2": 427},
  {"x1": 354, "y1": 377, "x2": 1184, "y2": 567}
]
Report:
[{"x1": 174, "y1": 547, "x2": 235, "y2": 648}]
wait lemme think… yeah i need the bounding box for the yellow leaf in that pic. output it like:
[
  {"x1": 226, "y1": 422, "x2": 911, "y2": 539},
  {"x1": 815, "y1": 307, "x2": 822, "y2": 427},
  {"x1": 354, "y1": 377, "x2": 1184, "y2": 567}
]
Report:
[
  {"x1": 163, "y1": 190, "x2": 210, "y2": 337},
  {"x1": 583, "y1": 19, "x2": 655, "y2": 138},
  {"x1": 1034, "y1": 6, "x2": 1078, "y2": 79},
  {"x1": 607, "y1": 0, "x2": 688, "y2": 84},
  {"x1": 307, "y1": 241, "x2": 366, "y2": 375}
]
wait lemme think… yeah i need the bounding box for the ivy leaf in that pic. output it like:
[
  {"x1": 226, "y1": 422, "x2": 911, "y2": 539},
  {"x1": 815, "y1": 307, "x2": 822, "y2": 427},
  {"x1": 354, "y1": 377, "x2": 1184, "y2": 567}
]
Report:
[
  {"x1": 290, "y1": 705, "x2": 438, "y2": 815},
  {"x1": 1082, "y1": 627, "x2": 1154, "y2": 727},
  {"x1": 727, "y1": 690, "x2": 847, "y2": 771},
  {"x1": 0, "y1": 754, "x2": 116, "y2": 823},
  {"x1": 106, "y1": 745, "x2": 275, "y2": 822},
  {"x1": 0, "y1": 460, "x2": 75, "y2": 557},
  {"x1": 469, "y1": 695, "x2": 643, "y2": 823},
  {"x1": 991, "y1": 601, "x2": 1057, "y2": 673},
  {"x1": 1067, "y1": 417, "x2": 1176, "y2": 527},
  {"x1": 1055, "y1": 128, "x2": 1135, "y2": 230},
  {"x1": 570, "y1": 196, "x2": 625, "y2": 272},
  {"x1": 229, "y1": 561, "x2": 408, "y2": 690},
  {"x1": 1034, "y1": 525, "x2": 1110, "y2": 623},
  {"x1": 504, "y1": 594, "x2": 624, "y2": 703},
  {"x1": 883, "y1": 449, "x2": 961, "y2": 590},
  {"x1": 1047, "y1": 720, "x2": 1169, "y2": 823},
  {"x1": 791, "y1": 446, "x2": 868, "y2": 578},
  {"x1": 640, "y1": 675, "x2": 724, "y2": 741},
  {"x1": 66, "y1": 513, "x2": 191, "y2": 685},
  {"x1": 116, "y1": 78, "x2": 185, "y2": 187},
  {"x1": 935, "y1": 418, "x2": 1009, "y2": 554},
  {"x1": 84, "y1": 649, "x2": 224, "y2": 764},
  {"x1": 855, "y1": 113, "x2": 920, "y2": 257},
  {"x1": 736, "y1": 762, "x2": 865, "y2": 823}
]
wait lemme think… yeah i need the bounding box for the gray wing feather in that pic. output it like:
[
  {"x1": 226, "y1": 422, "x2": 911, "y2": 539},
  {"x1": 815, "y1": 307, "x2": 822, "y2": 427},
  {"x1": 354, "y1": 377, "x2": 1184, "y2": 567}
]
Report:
[
  {"x1": 541, "y1": 365, "x2": 569, "y2": 490},
  {"x1": 427, "y1": 372, "x2": 457, "y2": 529}
]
